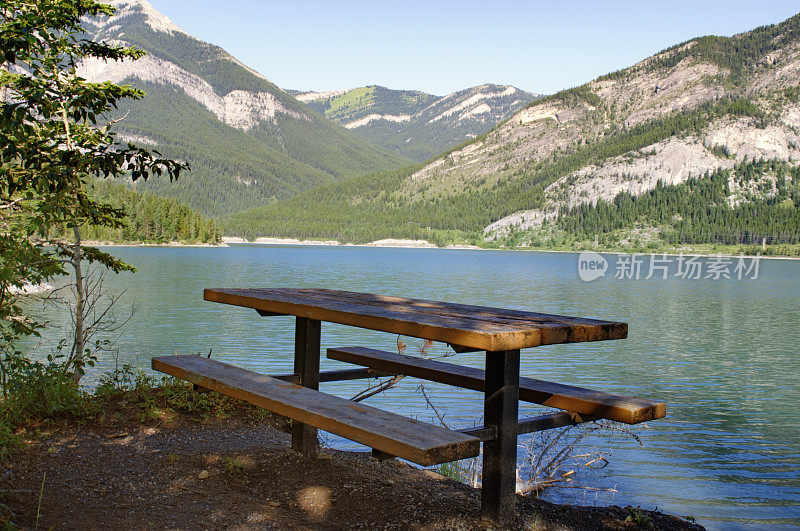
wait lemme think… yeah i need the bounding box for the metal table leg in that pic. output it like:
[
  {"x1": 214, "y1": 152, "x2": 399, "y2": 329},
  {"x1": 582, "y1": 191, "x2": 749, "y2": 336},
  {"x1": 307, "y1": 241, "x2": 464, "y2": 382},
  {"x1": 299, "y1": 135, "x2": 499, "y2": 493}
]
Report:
[
  {"x1": 481, "y1": 349, "x2": 520, "y2": 522},
  {"x1": 291, "y1": 317, "x2": 321, "y2": 453}
]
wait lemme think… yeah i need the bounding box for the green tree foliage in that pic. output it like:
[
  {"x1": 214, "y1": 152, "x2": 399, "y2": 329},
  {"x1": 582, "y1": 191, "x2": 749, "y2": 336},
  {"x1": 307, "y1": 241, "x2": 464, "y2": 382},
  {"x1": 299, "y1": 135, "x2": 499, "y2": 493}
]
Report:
[
  {"x1": 534, "y1": 85, "x2": 603, "y2": 109},
  {"x1": 50, "y1": 179, "x2": 221, "y2": 243},
  {"x1": 0, "y1": 0, "x2": 186, "y2": 382},
  {"x1": 649, "y1": 14, "x2": 800, "y2": 79}
]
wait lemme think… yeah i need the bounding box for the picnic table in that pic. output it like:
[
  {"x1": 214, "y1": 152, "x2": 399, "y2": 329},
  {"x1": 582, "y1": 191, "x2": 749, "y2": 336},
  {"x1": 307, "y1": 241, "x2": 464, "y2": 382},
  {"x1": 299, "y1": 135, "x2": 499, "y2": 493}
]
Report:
[{"x1": 152, "y1": 288, "x2": 665, "y2": 522}]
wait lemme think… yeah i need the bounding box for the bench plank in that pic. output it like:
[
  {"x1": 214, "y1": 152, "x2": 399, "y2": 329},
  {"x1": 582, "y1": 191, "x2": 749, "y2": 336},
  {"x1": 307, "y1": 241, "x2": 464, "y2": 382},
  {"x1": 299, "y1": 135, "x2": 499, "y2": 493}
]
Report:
[
  {"x1": 152, "y1": 355, "x2": 480, "y2": 466},
  {"x1": 204, "y1": 288, "x2": 628, "y2": 351},
  {"x1": 327, "y1": 347, "x2": 666, "y2": 424}
]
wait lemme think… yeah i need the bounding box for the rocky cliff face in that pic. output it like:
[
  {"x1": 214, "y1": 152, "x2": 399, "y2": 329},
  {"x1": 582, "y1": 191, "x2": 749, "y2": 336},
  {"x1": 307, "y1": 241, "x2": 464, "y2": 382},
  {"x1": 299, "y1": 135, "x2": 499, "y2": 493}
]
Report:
[
  {"x1": 81, "y1": 0, "x2": 312, "y2": 131},
  {"x1": 79, "y1": 53, "x2": 307, "y2": 131}
]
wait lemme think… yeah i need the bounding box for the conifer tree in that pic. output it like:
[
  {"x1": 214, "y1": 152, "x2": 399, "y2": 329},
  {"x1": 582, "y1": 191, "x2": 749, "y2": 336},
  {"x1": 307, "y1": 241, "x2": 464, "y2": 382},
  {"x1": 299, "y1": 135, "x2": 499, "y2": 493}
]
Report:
[{"x1": 0, "y1": 0, "x2": 187, "y2": 381}]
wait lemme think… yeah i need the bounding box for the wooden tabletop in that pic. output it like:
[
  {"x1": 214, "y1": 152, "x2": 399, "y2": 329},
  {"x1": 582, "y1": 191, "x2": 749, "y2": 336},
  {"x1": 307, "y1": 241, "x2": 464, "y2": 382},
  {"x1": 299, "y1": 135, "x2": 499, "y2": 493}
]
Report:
[{"x1": 204, "y1": 288, "x2": 627, "y2": 351}]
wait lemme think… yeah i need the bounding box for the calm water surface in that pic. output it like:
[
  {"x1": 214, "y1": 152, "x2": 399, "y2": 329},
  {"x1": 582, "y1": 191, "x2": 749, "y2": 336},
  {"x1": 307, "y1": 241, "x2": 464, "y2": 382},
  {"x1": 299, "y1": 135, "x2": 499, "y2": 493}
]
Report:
[{"x1": 33, "y1": 245, "x2": 800, "y2": 529}]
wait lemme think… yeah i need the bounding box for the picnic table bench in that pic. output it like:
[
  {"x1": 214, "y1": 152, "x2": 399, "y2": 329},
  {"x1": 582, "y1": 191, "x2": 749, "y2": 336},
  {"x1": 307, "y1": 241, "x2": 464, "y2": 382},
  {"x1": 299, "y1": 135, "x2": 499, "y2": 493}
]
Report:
[{"x1": 152, "y1": 288, "x2": 666, "y2": 522}]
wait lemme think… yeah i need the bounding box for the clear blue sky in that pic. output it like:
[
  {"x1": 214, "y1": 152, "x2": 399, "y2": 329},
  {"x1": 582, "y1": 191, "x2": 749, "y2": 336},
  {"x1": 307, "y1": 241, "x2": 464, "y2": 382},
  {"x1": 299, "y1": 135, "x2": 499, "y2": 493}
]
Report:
[{"x1": 148, "y1": 0, "x2": 799, "y2": 96}]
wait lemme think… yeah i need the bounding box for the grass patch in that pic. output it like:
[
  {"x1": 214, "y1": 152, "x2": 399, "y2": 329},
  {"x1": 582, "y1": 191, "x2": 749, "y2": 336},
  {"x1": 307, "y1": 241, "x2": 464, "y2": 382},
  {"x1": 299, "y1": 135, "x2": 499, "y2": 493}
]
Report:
[{"x1": 0, "y1": 358, "x2": 277, "y2": 459}]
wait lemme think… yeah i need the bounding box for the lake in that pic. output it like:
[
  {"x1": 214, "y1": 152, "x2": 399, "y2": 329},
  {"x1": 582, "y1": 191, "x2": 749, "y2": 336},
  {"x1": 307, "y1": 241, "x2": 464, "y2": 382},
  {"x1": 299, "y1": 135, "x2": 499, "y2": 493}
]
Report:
[{"x1": 30, "y1": 245, "x2": 800, "y2": 529}]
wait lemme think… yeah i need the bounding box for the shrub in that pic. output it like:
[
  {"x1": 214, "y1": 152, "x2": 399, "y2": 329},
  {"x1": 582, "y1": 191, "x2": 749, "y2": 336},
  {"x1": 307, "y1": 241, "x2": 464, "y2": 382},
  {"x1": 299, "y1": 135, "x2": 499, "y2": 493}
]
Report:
[{"x1": 1, "y1": 354, "x2": 84, "y2": 423}]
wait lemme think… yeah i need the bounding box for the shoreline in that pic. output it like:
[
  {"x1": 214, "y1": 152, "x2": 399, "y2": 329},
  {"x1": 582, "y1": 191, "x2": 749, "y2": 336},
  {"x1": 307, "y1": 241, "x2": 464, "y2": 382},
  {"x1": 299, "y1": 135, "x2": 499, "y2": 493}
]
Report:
[
  {"x1": 86, "y1": 236, "x2": 800, "y2": 261},
  {"x1": 83, "y1": 240, "x2": 228, "y2": 248},
  {"x1": 220, "y1": 236, "x2": 481, "y2": 250},
  {"x1": 219, "y1": 236, "x2": 800, "y2": 260}
]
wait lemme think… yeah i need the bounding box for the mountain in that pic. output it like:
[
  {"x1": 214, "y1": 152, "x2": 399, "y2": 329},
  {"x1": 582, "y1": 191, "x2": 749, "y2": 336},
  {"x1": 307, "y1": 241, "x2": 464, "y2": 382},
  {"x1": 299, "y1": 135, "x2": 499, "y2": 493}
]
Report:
[
  {"x1": 79, "y1": 0, "x2": 409, "y2": 217},
  {"x1": 226, "y1": 13, "x2": 800, "y2": 250},
  {"x1": 293, "y1": 85, "x2": 538, "y2": 162}
]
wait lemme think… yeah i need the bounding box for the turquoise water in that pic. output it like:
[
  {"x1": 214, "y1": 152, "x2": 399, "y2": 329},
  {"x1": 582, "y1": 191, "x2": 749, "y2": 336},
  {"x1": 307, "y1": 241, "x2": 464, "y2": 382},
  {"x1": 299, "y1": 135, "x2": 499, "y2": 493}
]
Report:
[{"x1": 30, "y1": 245, "x2": 800, "y2": 529}]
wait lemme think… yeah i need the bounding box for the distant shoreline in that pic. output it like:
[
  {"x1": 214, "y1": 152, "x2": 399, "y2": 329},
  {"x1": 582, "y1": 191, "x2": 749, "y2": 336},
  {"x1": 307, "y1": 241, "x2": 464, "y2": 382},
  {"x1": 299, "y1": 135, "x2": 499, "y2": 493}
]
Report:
[
  {"x1": 218, "y1": 237, "x2": 800, "y2": 260},
  {"x1": 220, "y1": 236, "x2": 482, "y2": 250},
  {"x1": 87, "y1": 237, "x2": 800, "y2": 261},
  {"x1": 83, "y1": 240, "x2": 227, "y2": 248}
]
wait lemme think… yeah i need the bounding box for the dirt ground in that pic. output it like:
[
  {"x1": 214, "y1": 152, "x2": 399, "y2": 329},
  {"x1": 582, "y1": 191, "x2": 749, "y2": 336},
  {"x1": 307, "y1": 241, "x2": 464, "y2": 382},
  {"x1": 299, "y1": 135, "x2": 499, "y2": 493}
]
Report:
[{"x1": 0, "y1": 391, "x2": 703, "y2": 530}]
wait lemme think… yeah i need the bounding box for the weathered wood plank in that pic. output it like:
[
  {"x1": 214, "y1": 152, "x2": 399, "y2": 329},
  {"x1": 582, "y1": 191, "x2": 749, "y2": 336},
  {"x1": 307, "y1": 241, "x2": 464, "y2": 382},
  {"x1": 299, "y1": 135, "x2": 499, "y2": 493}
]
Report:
[
  {"x1": 151, "y1": 355, "x2": 480, "y2": 466},
  {"x1": 327, "y1": 347, "x2": 666, "y2": 424},
  {"x1": 203, "y1": 288, "x2": 628, "y2": 351}
]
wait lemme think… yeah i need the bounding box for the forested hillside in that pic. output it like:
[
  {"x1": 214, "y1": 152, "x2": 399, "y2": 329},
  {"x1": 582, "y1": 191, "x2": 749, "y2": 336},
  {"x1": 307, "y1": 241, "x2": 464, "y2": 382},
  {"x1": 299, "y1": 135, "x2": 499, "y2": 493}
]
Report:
[
  {"x1": 223, "y1": 98, "x2": 778, "y2": 241},
  {"x1": 52, "y1": 180, "x2": 221, "y2": 244},
  {"x1": 553, "y1": 159, "x2": 800, "y2": 247},
  {"x1": 227, "y1": 13, "x2": 800, "y2": 253}
]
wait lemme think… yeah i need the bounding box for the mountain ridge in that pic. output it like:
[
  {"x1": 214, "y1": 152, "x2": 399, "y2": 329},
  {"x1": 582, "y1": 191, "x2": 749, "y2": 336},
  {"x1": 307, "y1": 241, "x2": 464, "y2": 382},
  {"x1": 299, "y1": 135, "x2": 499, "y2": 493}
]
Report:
[
  {"x1": 79, "y1": 0, "x2": 409, "y2": 217},
  {"x1": 293, "y1": 84, "x2": 538, "y2": 161}
]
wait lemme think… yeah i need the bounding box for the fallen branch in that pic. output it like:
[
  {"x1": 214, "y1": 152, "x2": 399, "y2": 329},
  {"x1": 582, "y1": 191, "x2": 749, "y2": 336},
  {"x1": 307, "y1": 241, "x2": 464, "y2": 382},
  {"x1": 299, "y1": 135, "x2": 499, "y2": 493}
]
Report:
[{"x1": 176, "y1": 484, "x2": 205, "y2": 496}]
